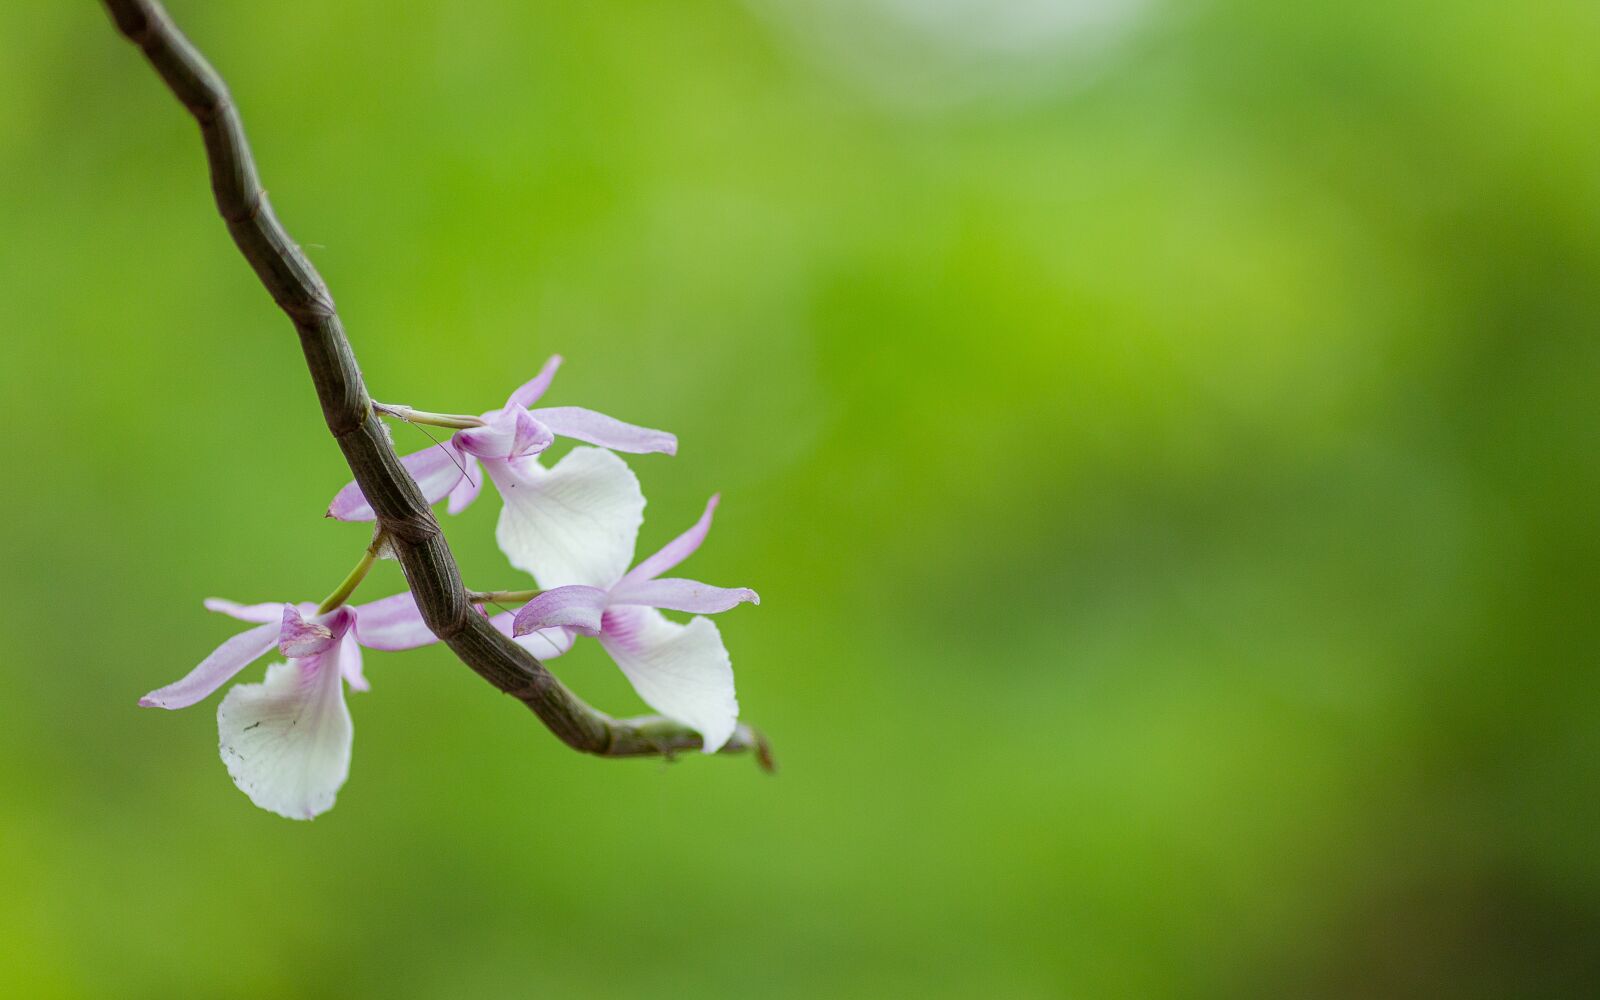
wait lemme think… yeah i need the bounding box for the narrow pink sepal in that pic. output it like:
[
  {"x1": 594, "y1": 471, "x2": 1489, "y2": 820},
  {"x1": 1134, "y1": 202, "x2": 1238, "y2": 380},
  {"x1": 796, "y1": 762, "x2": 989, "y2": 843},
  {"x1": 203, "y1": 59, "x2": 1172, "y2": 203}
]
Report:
[
  {"x1": 203, "y1": 598, "x2": 283, "y2": 624},
  {"x1": 340, "y1": 630, "x2": 370, "y2": 692},
  {"x1": 607, "y1": 577, "x2": 760, "y2": 615},
  {"x1": 507, "y1": 355, "x2": 564, "y2": 409},
  {"x1": 532, "y1": 406, "x2": 677, "y2": 456},
  {"x1": 351, "y1": 592, "x2": 439, "y2": 651},
  {"x1": 138, "y1": 621, "x2": 278, "y2": 710},
  {"x1": 620, "y1": 494, "x2": 720, "y2": 587},
  {"x1": 327, "y1": 443, "x2": 468, "y2": 520}
]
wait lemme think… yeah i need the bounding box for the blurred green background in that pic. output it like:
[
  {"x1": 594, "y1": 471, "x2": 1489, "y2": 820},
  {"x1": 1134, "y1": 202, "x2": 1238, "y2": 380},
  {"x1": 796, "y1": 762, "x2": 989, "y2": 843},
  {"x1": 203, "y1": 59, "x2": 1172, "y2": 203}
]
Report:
[{"x1": 3, "y1": 1, "x2": 1599, "y2": 996}]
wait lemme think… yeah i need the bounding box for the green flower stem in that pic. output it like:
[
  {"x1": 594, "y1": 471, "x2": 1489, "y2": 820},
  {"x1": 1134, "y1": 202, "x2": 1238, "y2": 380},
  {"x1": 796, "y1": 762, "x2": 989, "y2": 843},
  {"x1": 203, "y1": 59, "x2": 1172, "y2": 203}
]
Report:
[{"x1": 316, "y1": 532, "x2": 385, "y2": 614}]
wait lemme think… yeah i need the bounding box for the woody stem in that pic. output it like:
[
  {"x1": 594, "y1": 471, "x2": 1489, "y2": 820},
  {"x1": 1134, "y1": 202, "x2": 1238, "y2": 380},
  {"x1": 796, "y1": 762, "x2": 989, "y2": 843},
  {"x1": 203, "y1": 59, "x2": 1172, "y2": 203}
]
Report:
[{"x1": 100, "y1": 0, "x2": 772, "y2": 770}]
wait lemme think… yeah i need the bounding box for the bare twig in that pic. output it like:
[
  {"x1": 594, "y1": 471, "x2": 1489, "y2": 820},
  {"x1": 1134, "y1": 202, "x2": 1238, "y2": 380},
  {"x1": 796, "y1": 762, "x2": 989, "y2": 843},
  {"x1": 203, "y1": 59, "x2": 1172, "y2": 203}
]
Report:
[{"x1": 100, "y1": 0, "x2": 771, "y2": 769}]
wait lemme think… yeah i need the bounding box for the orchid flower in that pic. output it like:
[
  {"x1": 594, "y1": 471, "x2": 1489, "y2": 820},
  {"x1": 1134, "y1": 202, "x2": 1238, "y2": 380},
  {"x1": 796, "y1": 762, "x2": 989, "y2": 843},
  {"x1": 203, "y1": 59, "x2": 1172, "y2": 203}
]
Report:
[
  {"x1": 328, "y1": 355, "x2": 668, "y2": 596},
  {"x1": 140, "y1": 594, "x2": 437, "y2": 820},
  {"x1": 328, "y1": 354, "x2": 673, "y2": 521},
  {"x1": 509, "y1": 494, "x2": 758, "y2": 752}
]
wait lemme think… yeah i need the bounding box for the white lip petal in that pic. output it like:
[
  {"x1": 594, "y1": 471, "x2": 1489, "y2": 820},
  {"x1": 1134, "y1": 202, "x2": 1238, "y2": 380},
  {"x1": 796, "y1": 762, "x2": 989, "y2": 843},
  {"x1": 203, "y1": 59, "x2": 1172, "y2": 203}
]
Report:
[
  {"x1": 599, "y1": 607, "x2": 739, "y2": 752},
  {"x1": 217, "y1": 652, "x2": 353, "y2": 821},
  {"x1": 489, "y1": 447, "x2": 644, "y2": 590}
]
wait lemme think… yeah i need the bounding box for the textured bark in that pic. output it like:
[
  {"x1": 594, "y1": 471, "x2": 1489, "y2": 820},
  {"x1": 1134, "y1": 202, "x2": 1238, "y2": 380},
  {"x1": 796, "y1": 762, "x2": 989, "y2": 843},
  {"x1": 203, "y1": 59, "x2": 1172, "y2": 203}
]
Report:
[{"x1": 101, "y1": 0, "x2": 770, "y2": 769}]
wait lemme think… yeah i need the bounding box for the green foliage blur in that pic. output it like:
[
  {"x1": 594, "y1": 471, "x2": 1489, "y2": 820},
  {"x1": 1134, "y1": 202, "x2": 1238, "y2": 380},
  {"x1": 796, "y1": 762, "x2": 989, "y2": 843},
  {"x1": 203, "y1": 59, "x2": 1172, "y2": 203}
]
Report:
[{"x1": 3, "y1": 1, "x2": 1598, "y2": 996}]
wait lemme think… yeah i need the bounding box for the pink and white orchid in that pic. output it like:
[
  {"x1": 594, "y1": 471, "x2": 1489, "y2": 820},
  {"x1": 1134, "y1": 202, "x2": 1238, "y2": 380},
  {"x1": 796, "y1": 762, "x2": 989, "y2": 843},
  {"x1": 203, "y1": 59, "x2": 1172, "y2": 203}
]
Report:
[
  {"x1": 509, "y1": 495, "x2": 759, "y2": 752},
  {"x1": 328, "y1": 354, "x2": 674, "y2": 521},
  {"x1": 147, "y1": 357, "x2": 758, "y2": 816},
  {"x1": 328, "y1": 356, "x2": 667, "y2": 600},
  {"x1": 140, "y1": 594, "x2": 437, "y2": 820}
]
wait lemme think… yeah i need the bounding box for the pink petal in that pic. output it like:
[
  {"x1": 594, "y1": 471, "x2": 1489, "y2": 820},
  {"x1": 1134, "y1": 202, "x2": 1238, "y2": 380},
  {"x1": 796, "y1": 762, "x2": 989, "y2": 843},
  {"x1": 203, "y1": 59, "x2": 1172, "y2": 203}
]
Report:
[
  {"x1": 510, "y1": 586, "x2": 609, "y2": 637},
  {"x1": 506, "y1": 355, "x2": 564, "y2": 409},
  {"x1": 279, "y1": 605, "x2": 352, "y2": 657},
  {"x1": 445, "y1": 453, "x2": 484, "y2": 515},
  {"x1": 608, "y1": 577, "x2": 759, "y2": 615},
  {"x1": 139, "y1": 621, "x2": 279, "y2": 710},
  {"x1": 599, "y1": 607, "x2": 739, "y2": 752},
  {"x1": 454, "y1": 411, "x2": 520, "y2": 459},
  {"x1": 327, "y1": 442, "x2": 469, "y2": 521},
  {"x1": 531, "y1": 406, "x2": 677, "y2": 456},
  {"x1": 340, "y1": 629, "x2": 369, "y2": 692},
  {"x1": 203, "y1": 598, "x2": 283, "y2": 624},
  {"x1": 512, "y1": 409, "x2": 555, "y2": 457},
  {"x1": 486, "y1": 610, "x2": 576, "y2": 660},
  {"x1": 350, "y1": 592, "x2": 439, "y2": 651},
  {"x1": 619, "y1": 494, "x2": 720, "y2": 588}
]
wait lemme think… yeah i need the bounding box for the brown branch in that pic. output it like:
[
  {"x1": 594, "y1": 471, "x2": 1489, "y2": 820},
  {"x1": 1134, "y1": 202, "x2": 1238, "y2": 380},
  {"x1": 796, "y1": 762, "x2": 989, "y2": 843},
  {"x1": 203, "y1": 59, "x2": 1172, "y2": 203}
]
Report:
[{"x1": 100, "y1": 0, "x2": 771, "y2": 769}]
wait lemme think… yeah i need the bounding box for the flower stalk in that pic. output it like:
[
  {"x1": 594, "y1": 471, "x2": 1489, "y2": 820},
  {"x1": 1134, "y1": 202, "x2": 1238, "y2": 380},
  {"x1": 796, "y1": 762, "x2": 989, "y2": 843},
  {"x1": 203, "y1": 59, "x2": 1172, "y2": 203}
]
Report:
[
  {"x1": 315, "y1": 531, "x2": 387, "y2": 614},
  {"x1": 373, "y1": 401, "x2": 487, "y2": 430},
  {"x1": 468, "y1": 589, "x2": 542, "y2": 605}
]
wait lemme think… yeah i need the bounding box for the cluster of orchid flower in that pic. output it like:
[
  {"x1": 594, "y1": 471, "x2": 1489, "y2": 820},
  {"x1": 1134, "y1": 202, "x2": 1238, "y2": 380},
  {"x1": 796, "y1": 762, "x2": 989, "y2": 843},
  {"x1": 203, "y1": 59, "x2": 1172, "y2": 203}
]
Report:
[{"x1": 141, "y1": 356, "x2": 759, "y2": 820}]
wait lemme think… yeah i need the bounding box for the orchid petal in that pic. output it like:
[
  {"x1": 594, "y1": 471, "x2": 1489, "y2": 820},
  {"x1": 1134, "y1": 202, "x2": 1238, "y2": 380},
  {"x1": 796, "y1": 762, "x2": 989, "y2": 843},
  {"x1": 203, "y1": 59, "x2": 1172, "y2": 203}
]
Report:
[
  {"x1": 531, "y1": 406, "x2": 677, "y2": 456},
  {"x1": 340, "y1": 629, "x2": 369, "y2": 692},
  {"x1": 328, "y1": 442, "x2": 468, "y2": 521},
  {"x1": 507, "y1": 354, "x2": 564, "y2": 409},
  {"x1": 608, "y1": 578, "x2": 760, "y2": 615},
  {"x1": 490, "y1": 447, "x2": 644, "y2": 590},
  {"x1": 278, "y1": 604, "x2": 352, "y2": 658},
  {"x1": 512, "y1": 409, "x2": 555, "y2": 458},
  {"x1": 457, "y1": 408, "x2": 555, "y2": 461},
  {"x1": 139, "y1": 622, "x2": 278, "y2": 710},
  {"x1": 511, "y1": 586, "x2": 609, "y2": 638},
  {"x1": 454, "y1": 412, "x2": 519, "y2": 459},
  {"x1": 445, "y1": 453, "x2": 484, "y2": 515},
  {"x1": 520, "y1": 628, "x2": 576, "y2": 660},
  {"x1": 350, "y1": 592, "x2": 438, "y2": 651},
  {"x1": 599, "y1": 607, "x2": 739, "y2": 752},
  {"x1": 203, "y1": 598, "x2": 283, "y2": 624},
  {"x1": 487, "y1": 610, "x2": 576, "y2": 660},
  {"x1": 217, "y1": 652, "x2": 352, "y2": 821},
  {"x1": 620, "y1": 494, "x2": 721, "y2": 588},
  {"x1": 278, "y1": 606, "x2": 333, "y2": 657}
]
